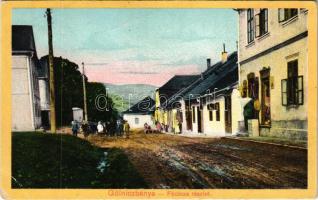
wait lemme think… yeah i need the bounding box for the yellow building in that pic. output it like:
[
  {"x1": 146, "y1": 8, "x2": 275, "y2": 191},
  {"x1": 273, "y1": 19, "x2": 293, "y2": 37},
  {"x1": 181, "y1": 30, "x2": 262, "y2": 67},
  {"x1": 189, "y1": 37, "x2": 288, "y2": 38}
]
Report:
[
  {"x1": 237, "y1": 9, "x2": 308, "y2": 139},
  {"x1": 154, "y1": 75, "x2": 200, "y2": 133}
]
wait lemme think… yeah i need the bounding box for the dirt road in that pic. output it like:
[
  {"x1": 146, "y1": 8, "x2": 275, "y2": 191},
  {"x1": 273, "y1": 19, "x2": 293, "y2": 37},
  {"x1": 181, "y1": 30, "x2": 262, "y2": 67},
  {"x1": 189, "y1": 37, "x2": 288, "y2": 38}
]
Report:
[{"x1": 87, "y1": 129, "x2": 307, "y2": 189}]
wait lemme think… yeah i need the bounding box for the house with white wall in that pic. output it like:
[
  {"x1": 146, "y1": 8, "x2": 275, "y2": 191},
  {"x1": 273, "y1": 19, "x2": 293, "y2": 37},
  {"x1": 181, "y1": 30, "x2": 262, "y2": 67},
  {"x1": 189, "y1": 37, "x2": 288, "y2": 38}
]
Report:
[
  {"x1": 162, "y1": 49, "x2": 242, "y2": 136},
  {"x1": 237, "y1": 8, "x2": 308, "y2": 139},
  {"x1": 123, "y1": 96, "x2": 155, "y2": 129},
  {"x1": 180, "y1": 51, "x2": 241, "y2": 136},
  {"x1": 11, "y1": 25, "x2": 45, "y2": 131}
]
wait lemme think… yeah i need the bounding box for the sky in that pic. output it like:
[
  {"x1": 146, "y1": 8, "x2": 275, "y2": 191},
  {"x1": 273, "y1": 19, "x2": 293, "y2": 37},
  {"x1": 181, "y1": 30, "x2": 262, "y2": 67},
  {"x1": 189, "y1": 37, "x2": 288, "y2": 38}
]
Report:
[{"x1": 12, "y1": 9, "x2": 237, "y2": 87}]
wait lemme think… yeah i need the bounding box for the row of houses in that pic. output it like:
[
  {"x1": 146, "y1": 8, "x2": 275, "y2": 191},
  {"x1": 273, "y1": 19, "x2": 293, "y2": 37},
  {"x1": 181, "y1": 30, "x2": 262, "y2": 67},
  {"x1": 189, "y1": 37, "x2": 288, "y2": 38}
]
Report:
[{"x1": 127, "y1": 8, "x2": 307, "y2": 139}]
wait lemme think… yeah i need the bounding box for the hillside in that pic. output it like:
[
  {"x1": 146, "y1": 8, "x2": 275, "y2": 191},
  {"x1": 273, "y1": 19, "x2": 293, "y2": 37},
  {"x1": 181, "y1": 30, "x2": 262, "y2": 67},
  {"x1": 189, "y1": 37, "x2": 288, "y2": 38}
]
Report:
[{"x1": 104, "y1": 83, "x2": 157, "y2": 113}]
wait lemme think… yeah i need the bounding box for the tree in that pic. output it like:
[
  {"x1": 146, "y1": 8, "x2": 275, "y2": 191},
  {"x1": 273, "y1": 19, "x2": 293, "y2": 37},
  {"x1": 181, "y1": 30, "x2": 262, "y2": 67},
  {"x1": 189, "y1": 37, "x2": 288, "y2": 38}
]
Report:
[
  {"x1": 40, "y1": 55, "x2": 118, "y2": 126},
  {"x1": 86, "y1": 82, "x2": 118, "y2": 123}
]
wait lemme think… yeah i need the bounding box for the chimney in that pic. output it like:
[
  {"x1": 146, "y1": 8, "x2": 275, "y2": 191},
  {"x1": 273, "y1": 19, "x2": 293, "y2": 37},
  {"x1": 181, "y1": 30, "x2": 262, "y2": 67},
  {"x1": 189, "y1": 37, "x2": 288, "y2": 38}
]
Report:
[
  {"x1": 221, "y1": 43, "x2": 228, "y2": 63},
  {"x1": 207, "y1": 58, "x2": 211, "y2": 68}
]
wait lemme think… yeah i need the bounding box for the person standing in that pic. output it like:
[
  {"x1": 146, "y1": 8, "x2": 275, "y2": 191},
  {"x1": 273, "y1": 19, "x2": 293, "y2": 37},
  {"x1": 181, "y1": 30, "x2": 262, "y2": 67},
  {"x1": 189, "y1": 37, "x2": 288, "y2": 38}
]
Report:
[
  {"x1": 123, "y1": 120, "x2": 130, "y2": 138},
  {"x1": 116, "y1": 119, "x2": 122, "y2": 137},
  {"x1": 97, "y1": 121, "x2": 104, "y2": 134},
  {"x1": 71, "y1": 120, "x2": 79, "y2": 136}
]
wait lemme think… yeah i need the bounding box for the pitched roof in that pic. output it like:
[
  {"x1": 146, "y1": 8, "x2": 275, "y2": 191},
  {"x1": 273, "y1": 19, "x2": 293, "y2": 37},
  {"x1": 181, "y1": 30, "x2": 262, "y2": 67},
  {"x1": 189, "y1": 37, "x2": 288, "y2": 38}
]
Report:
[
  {"x1": 160, "y1": 52, "x2": 238, "y2": 108},
  {"x1": 12, "y1": 25, "x2": 37, "y2": 52},
  {"x1": 182, "y1": 52, "x2": 238, "y2": 100},
  {"x1": 122, "y1": 96, "x2": 155, "y2": 114},
  {"x1": 158, "y1": 75, "x2": 200, "y2": 105}
]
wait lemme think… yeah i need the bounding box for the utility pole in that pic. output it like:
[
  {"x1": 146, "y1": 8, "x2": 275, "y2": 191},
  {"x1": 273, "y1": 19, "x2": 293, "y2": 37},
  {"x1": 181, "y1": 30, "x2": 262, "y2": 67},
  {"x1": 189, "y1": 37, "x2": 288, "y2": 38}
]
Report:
[
  {"x1": 82, "y1": 62, "x2": 88, "y2": 122},
  {"x1": 46, "y1": 8, "x2": 56, "y2": 133}
]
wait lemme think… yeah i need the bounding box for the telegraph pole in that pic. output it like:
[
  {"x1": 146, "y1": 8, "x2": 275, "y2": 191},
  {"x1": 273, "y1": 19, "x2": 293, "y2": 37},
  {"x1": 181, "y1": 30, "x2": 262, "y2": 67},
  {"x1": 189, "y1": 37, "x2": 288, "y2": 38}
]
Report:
[
  {"x1": 46, "y1": 8, "x2": 56, "y2": 133},
  {"x1": 82, "y1": 62, "x2": 88, "y2": 122}
]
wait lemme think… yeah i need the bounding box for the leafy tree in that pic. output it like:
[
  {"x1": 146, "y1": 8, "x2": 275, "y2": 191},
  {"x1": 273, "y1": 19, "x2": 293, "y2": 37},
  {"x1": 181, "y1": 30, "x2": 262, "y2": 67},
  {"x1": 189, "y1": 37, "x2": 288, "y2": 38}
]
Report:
[
  {"x1": 86, "y1": 82, "x2": 118, "y2": 123},
  {"x1": 40, "y1": 56, "x2": 118, "y2": 126}
]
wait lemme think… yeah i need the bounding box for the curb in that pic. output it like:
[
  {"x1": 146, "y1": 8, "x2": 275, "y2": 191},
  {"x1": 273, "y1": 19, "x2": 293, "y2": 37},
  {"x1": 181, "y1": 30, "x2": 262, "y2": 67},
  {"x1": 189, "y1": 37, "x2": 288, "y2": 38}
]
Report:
[{"x1": 223, "y1": 136, "x2": 307, "y2": 150}]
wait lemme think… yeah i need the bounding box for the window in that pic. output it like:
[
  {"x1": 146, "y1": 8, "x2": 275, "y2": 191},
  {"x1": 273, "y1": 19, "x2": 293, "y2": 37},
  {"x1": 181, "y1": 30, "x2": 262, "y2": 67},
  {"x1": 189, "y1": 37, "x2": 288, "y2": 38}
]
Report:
[
  {"x1": 281, "y1": 59, "x2": 304, "y2": 106},
  {"x1": 287, "y1": 60, "x2": 298, "y2": 105},
  {"x1": 255, "y1": 9, "x2": 268, "y2": 37},
  {"x1": 207, "y1": 103, "x2": 214, "y2": 121},
  {"x1": 215, "y1": 103, "x2": 220, "y2": 121},
  {"x1": 279, "y1": 9, "x2": 298, "y2": 22},
  {"x1": 135, "y1": 117, "x2": 139, "y2": 124},
  {"x1": 247, "y1": 9, "x2": 254, "y2": 43},
  {"x1": 209, "y1": 111, "x2": 213, "y2": 121},
  {"x1": 192, "y1": 106, "x2": 195, "y2": 123}
]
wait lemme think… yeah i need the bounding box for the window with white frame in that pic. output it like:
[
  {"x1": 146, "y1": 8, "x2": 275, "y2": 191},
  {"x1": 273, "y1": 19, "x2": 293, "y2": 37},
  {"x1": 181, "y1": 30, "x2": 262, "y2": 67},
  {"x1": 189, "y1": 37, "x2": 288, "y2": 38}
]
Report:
[
  {"x1": 247, "y1": 9, "x2": 254, "y2": 44},
  {"x1": 278, "y1": 8, "x2": 298, "y2": 22},
  {"x1": 255, "y1": 9, "x2": 268, "y2": 37}
]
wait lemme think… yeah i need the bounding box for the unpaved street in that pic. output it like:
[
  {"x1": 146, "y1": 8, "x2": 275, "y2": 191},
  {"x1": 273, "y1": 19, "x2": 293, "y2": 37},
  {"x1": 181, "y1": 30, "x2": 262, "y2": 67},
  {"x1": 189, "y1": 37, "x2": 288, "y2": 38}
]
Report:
[{"x1": 87, "y1": 130, "x2": 307, "y2": 189}]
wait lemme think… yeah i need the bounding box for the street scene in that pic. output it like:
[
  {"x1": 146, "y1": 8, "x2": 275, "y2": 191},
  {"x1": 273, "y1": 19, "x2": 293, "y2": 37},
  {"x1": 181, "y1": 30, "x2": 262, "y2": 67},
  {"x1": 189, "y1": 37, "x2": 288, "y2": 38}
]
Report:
[
  {"x1": 88, "y1": 130, "x2": 307, "y2": 189},
  {"x1": 11, "y1": 8, "x2": 308, "y2": 189}
]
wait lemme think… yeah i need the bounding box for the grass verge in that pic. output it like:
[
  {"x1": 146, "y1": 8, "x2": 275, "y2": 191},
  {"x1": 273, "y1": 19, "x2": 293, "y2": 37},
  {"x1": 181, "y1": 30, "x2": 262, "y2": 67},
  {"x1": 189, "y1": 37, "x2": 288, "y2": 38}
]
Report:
[{"x1": 12, "y1": 132, "x2": 147, "y2": 188}]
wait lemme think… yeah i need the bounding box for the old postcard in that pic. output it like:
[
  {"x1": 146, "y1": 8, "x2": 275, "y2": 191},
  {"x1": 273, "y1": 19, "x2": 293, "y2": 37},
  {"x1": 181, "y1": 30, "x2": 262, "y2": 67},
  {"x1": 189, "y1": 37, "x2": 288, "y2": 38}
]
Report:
[{"x1": 0, "y1": 1, "x2": 317, "y2": 199}]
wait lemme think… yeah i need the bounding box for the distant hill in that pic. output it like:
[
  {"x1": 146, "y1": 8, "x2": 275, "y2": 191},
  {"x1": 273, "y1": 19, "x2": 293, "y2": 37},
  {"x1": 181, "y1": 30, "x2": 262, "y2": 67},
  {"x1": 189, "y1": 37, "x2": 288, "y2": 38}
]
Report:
[{"x1": 104, "y1": 83, "x2": 157, "y2": 113}]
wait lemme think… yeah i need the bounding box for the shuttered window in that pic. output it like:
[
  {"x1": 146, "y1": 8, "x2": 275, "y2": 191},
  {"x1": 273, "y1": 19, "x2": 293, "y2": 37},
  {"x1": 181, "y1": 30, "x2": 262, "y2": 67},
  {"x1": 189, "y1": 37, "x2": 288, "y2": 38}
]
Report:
[
  {"x1": 281, "y1": 59, "x2": 304, "y2": 106},
  {"x1": 281, "y1": 79, "x2": 288, "y2": 106},
  {"x1": 207, "y1": 103, "x2": 214, "y2": 121},
  {"x1": 192, "y1": 106, "x2": 195, "y2": 123},
  {"x1": 297, "y1": 76, "x2": 304, "y2": 105},
  {"x1": 287, "y1": 60, "x2": 298, "y2": 105}
]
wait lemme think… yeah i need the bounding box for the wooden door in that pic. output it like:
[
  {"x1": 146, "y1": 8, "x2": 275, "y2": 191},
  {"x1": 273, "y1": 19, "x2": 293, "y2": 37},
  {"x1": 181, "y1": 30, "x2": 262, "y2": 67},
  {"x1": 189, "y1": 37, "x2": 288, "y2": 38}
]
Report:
[
  {"x1": 260, "y1": 68, "x2": 271, "y2": 125},
  {"x1": 224, "y1": 96, "x2": 232, "y2": 133},
  {"x1": 185, "y1": 107, "x2": 192, "y2": 131}
]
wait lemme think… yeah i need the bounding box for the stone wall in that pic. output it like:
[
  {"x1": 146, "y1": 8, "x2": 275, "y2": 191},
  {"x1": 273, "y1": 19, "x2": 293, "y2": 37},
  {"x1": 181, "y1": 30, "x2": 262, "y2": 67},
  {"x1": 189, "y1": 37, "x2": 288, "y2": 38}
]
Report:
[{"x1": 260, "y1": 120, "x2": 307, "y2": 140}]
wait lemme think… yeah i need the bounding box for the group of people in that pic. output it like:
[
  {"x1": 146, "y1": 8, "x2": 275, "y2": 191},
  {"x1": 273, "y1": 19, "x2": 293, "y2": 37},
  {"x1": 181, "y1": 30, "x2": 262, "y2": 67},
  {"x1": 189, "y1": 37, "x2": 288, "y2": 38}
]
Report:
[
  {"x1": 71, "y1": 119, "x2": 130, "y2": 138},
  {"x1": 115, "y1": 119, "x2": 131, "y2": 138},
  {"x1": 143, "y1": 121, "x2": 171, "y2": 134}
]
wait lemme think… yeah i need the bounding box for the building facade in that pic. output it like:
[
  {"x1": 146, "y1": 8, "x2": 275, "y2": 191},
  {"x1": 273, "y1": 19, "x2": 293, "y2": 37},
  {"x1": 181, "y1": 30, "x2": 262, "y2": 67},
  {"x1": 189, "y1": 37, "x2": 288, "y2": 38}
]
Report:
[
  {"x1": 38, "y1": 57, "x2": 51, "y2": 128},
  {"x1": 156, "y1": 50, "x2": 243, "y2": 136},
  {"x1": 12, "y1": 25, "x2": 43, "y2": 131},
  {"x1": 181, "y1": 51, "x2": 242, "y2": 136},
  {"x1": 154, "y1": 75, "x2": 200, "y2": 133},
  {"x1": 238, "y1": 9, "x2": 308, "y2": 139},
  {"x1": 123, "y1": 96, "x2": 155, "y2": 129}
]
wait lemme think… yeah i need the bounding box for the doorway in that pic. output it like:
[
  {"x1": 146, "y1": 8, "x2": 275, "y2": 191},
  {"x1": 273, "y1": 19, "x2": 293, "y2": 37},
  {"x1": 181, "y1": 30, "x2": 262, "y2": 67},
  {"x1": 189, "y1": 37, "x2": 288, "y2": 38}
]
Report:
[
  {"x1": 197, "y1": 106, "x2": 202, "y2": 133},
  {"x1": 224, "y1": 95, "x2": 232, "y2": 133},
  {"x1": 260, "y1": 68, "x2": 271, "y2": 126},
  {"x1": 41, "y1": 111, "x2": 50, "y2": 129},
  {"x1": 185, "y1": 106, "x2": 192, "y2": 131}
]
